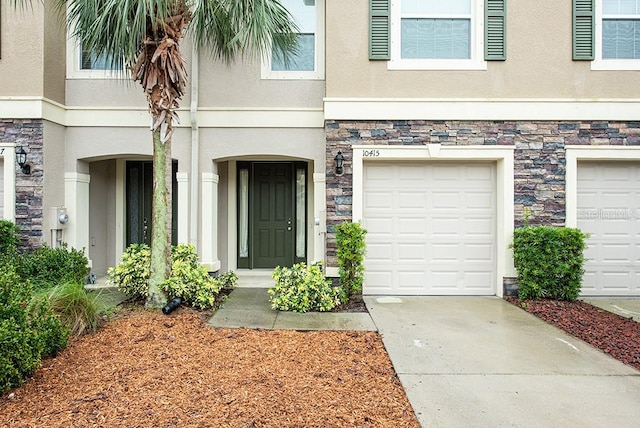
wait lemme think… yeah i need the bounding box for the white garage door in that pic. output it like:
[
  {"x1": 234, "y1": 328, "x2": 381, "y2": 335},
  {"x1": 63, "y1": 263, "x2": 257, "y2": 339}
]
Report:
[
  {"x1": 578, "y1": 161, "x2": 640, "y2": 296},
  {"x1": 363, "y1": 161, "x2": 496, "y2": 295}
]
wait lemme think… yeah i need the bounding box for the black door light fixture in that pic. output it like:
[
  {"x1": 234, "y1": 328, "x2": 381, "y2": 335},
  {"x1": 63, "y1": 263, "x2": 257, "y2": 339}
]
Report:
[
  {"x1": 334, "y1": 151, "x2": 344, "y2": 175},
  {"x1": 16, "y1": 146, "x2": 31, "y2": 175}
]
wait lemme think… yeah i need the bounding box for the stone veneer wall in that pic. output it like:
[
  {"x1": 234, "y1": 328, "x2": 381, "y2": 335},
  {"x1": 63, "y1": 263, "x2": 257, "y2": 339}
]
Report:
[
  {"x1": 325, "y1": 119, "x2": 640, "y2": 265},
  {"x1": 0, "y1": 119, "x2": 44, "y2": 249}
]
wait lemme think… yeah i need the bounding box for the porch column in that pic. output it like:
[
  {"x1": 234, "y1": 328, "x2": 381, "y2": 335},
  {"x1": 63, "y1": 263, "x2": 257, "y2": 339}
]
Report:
[
  {"x1": 176, "y1": 172, "x2": 189, "y2": 244},
  {"x1": 64, "y1": 172, "x2": 91, "y2": 258},
  {"x1": 201, "y1": 170, "x2": 220, "y2": 271},
  {"x1": 313, "y1": 172, "x2": 326, "y2": 265}
]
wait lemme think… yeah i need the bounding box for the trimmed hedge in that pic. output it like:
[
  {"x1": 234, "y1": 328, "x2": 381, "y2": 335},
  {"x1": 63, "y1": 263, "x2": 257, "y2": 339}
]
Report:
[{"x1": 510, "y1": 226, "x2": 588, "y2": 301}]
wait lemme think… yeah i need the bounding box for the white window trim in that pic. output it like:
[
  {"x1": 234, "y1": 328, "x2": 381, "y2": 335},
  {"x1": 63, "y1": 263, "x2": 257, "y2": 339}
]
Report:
[
  {"x1": 261, "y1": 0, "x2": 325, "y2": 80},
  {"x1": 66, "y1": 38, "x2": 127, "y2": 79},
  {"x1": 592, "y1": 0, "x2": 640, "y2": 70},
  {"x1": 388, "y1": 0, "x2": 486, "y2": 71}
]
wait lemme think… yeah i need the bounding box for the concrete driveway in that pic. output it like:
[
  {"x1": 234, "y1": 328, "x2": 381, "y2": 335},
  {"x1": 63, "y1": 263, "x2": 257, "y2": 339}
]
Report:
[{"x1": 364, "y1": 296, "x2": 640, "y2": 428}]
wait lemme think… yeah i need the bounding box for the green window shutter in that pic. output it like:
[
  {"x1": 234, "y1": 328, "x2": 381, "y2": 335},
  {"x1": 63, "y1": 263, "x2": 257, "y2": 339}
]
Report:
[
  {"x1": 573, "y1": 0, "x2": 595, "y2": 60},
  {"x1": 370, "y1": 0, "x2": 390, "y2": 60},
  {"x1": 485, "y1": 0, "x2": 507, "y2": 60}
]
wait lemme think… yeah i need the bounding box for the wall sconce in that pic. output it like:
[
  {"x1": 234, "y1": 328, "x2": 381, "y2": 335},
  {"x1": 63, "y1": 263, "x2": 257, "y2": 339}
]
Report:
[
  {"x1": 334, "y1": 151, "x2": 344, "y2": 175},
  {"x1": 15, "y1": 147, "x2": 31, "y2": 175}
]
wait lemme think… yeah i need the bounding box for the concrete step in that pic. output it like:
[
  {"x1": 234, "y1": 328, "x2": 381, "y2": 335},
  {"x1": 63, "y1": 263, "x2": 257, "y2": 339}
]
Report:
[{"x1": 234, "y1": 270, "x2": 275, "y2": 288}]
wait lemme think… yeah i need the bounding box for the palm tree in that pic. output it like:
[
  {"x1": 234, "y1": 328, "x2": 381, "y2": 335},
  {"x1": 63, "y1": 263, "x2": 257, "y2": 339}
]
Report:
[{"x1": 15, "y1": 0, "x2": 299, "y2": 308}]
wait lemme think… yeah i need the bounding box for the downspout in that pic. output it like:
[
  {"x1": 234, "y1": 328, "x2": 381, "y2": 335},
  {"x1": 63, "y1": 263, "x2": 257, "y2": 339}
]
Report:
[{"x1": 189, "y1": 44, "x2": 199, "y2": 247}]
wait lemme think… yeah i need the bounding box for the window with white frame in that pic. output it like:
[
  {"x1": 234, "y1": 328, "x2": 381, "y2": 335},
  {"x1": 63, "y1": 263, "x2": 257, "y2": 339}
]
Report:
[
  {"x1": 389, "y1": 0, "x2": 486, "y2": 70},
  {"x1": 593, "y1": 0, "x2": 640, "y2": 69},
  {"x1": 67, "y1": 38, "x2": 123, "y2": 78},
  {"x1": 262, "y1": 0, "x2": 324, "y2": 79}
]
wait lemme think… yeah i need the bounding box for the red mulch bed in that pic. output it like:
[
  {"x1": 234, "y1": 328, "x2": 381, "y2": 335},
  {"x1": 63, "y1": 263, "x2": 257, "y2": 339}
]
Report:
[
  {"x1": 505, "y1": 297, "x2": 640, "y2": 371},
  {"x1": 0, "y1": 307, "x2": 419, "y2": 427}
]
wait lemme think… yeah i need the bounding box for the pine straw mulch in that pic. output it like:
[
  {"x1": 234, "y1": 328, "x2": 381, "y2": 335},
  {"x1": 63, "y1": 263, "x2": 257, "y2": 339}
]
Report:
[
  {"x1": 505, "y1": 297, "x2": 640, "y2": 371},
  {"x1": 0, "y1": 307, "x2": 420, "y2": 428}
]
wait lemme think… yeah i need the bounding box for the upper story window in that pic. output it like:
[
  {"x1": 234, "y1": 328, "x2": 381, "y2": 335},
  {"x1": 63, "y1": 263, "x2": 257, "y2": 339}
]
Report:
[
  {"x1": 262, "y1": 0, "x2": 325, "y2": 79},
  {"x1": 80, "y1": 46, "x2": 122, "y2": 71},
  {"x1": 593, "y1": 0, "x2": 640, "y2": 69},
  {"x1": 389, "y1": 0, "x2": 486, "y2": 70},
  {"x1": 67, "y1": 38, "x2": 123, "y2": 78}
]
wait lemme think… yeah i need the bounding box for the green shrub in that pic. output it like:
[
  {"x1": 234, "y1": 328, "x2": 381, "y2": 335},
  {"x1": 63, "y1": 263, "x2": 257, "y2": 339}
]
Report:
[
  {"x1": 268, "y1": 262, "x2": 342, "y2": 313},
  {"x1": 0, "y1": 263, "x2": 68, "y2": 394},
  {"x1": 19, "y1": 243, "x2": 90, "y2": 290},
  {"x1": 217, "y1": 270, "x2": 239, "y2": 290},
  {"x1": 0, "y1": 220, "x2": 20, "y2": 256},
  {"x1": 336, "y1": 221, "x2": 367, "y2": 300},
  {"x1": 109, "y1": 243, "x2": 233, "y2": 310},
  {"x1": 510, "y1": 226, "x2": 588, "y2": 301},
  {"x1": 47, "y1": 281, "x2": 101, "y2": 338},
  {"x1": 161, "y1": 244, "x2": 225, "y2": 310},
  {"x1": 107, "y1": 243, "x2": 151, "y2": 300}
]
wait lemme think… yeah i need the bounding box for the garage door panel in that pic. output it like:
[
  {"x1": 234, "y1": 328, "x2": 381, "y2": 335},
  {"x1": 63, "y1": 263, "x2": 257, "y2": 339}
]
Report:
[
  {"x1": 463, "y1": 271, "x2": 494, "y2": 290},
  {"x1": 398, "y1": 191, "x2": 428, "y2": 209},
  {"x1": 430, "y1": 243, "x2": 461, "y2": 261},
  {"x1": 465, "y1": 191, "x2": 494, "y2": 209},
  {"x1": 432, "y1": 191, "x2": 460, "y2": 209},
  {"x1": 577, "y1": 161, "x2": 640, "y2": 295},
  {"x1": 398, "y1": 244, "x2": 427, "y2": 261},
  {"x1": 367, "y1": 243, "x2": 393, "y2": 261},
  {"x1": 431, "y1": 217, "x2": 460, "y2": 237},
  {"x1": 465, "y1": 244, "x2": 495, "y2": 262},
  {"x1": 364, "y1": 191, "x2": 394, "y2": 209},
  {"x1": 398, "y1": 218, "x2": 428, "y2": 236},
  {"x1": 363, "y1": 161, "x2": 496, "y2": 295},
  {"x1": 397, "y1": 271, "x2": 428, "y2": 288}
]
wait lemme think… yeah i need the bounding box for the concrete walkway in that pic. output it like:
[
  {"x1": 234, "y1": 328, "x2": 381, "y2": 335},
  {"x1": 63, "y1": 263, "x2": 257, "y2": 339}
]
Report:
[
  {"x1": 365, "y1": 296, "x2": 640, "y2": 428},
  {"x1": 207, "y1": 287, "x2": 377, "y2": 331},
  {"x1": 583, "y1": 297, "x2": 640, "y2": 322}
]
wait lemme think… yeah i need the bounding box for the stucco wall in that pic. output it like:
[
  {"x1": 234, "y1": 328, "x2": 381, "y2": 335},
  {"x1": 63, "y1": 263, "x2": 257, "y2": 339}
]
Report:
[
  {"x1": 0, "y1": 4, "x2": 44, "y2": 97},
  {"x1": 325, "y1": 0, "x2": 640, "y2": 99}
]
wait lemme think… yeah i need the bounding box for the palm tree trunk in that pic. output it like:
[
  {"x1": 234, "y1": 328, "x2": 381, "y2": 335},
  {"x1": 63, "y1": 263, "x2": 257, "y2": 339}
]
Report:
[{"x1": 146, "y1": 127, "x2": 172, "y2": 308}]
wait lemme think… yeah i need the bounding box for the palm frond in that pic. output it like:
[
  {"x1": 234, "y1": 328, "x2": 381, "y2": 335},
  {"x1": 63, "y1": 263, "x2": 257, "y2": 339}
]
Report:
[{"x1": 190, "y1": 0, "x2": 300, "y2": 64}]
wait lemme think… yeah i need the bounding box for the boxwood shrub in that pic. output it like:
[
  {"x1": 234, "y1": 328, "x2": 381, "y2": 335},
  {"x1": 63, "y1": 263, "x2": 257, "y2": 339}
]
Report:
[{"x1": 510, "y1": 226, "x2": 588, "y2": 301}]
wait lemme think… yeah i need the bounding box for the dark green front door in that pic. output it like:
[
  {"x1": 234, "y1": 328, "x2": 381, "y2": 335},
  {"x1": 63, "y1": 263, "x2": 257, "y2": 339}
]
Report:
[
  {"x1": 237, "y1": 162, "x2": 307, "y2": 269},
  {"x1": 126, "y1": 160, "x2": 178, "y2": 247},
  {"x1": 253, "y1": 163, "x2": 294, "y2": 268}
]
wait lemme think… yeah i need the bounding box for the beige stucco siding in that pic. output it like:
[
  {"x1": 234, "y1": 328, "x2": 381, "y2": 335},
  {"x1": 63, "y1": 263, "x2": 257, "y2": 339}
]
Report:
[
  {"x1": 0, "y1": 4, "x2": 45, "y2": 97},
  {"x1": 326, "y1": 0, "x2": 640, "y2": 99},
  {"x1": 42, "y1": 1, "x2": 66, "y2": 104}
]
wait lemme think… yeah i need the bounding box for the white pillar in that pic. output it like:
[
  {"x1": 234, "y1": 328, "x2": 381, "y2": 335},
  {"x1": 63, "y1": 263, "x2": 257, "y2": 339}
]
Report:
[
  {"x1": 176, "y1": 172, "x2": 189, "y2": 244},
  {"x1": 64, "y1": 172, "x2": 91, "y2": 254},
  {"x1": 0, "y1": 144, "x2": 16, "y2": 221},
  {"x1": 201, "y1": 171, "x2": 220, "y2": 271},
  {"x1": 313, "y1": 172, "x2": 326, "y2": 265}
]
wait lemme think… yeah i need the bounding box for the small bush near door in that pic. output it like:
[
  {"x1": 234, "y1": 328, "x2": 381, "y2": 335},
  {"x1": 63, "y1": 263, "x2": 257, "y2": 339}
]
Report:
[
  {"x1": 510, "y1": 226, "x2": 588, "y2": 301},
  {"x1": 109, "y1": 243, "x2": 236, "y2": 310},
  {"x1": 336, "y1": 221, "x2": 367, "y2": 301},
  {"x1": 269, "y1": 263, "x2": 343, "y2": 312}
]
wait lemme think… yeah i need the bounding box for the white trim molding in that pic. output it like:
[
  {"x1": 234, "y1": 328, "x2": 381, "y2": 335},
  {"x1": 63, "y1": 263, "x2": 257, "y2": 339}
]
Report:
[
  {"x1": 566, "y1": 145, "x2": 640, "y2": 228},
  {"x1": 0, "y1": 98, "x2": 324, "y2": 129},
  {"x1": 324, "y1": 98, "x2": 640, "y2": 121},
  {"x1": 351, "y1": 144, "x2": 515, "y2": 297}
]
